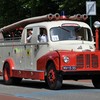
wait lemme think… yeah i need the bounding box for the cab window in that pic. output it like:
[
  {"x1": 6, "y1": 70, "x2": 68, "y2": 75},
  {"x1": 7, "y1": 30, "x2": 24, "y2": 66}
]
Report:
[
  {"x1": 26, "y1": 29, "x2": 33, "y2": 43},
  {"x1": 38, "y1": 28, "x2": 48, "y2": 42}
]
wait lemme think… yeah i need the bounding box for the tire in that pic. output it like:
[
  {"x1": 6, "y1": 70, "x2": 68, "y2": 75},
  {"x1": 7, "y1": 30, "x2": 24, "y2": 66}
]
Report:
[
  {"x1": 92, "y1": 76, "x2": 100, "y2": 89},
  {"x1": 3, "y1": 63, "x2": 13, "y2": 85},
  {"x1": 46, "y1": 62, "x2": 62, "y2": 90},
  {"x1": 3, "y1": 63, "x2": 22, "y2": 85}
]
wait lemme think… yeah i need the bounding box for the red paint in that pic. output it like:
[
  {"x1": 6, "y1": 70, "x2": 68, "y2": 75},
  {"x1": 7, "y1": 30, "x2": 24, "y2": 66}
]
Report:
[
  {"x1": 48, "y1": 69, "x2": 56, "y2": 82},
  {"x1": 12, "y1": 70, "x2": 44, "y2": 80},
  {"x1": 3, "y1": 67, "x2": 9, "y2": 81},
  {"x1": 37, "y1": 51, "x2": 60, "y2": 71},
  {"x1": 2, "y1": 50, "x2": 100, "y2": 83},
  {"x1": 96, "y1": 28, "x2": 99, "y2": 50},
  {"x1": 4, "y1": 58, "x2": 15, "y2": 77},
  {"x1": 0, "y1": 94, "x2": 30, "y2": 100},
  {"x1": 37, "y1": 50, "x2": 100, "y2": 73},
  {"x1": 58, "y1": 50, "x2": 100, "y2": 72}
]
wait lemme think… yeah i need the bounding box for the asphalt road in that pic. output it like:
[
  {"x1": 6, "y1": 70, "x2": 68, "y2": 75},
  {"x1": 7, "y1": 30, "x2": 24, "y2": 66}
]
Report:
[{"x1": 0, "y1": 76, "x2": 100, "y2": 100}]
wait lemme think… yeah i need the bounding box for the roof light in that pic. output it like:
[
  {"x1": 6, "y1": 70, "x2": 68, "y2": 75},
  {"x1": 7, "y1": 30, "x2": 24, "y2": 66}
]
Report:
[{"x1": 60, "y1": 11, "x2": 66, "y2": 19}]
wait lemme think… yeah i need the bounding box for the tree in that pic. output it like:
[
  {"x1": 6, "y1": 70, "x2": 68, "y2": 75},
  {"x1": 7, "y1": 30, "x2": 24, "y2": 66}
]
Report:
[{"x1": 0, "y1": 0, "x2": 100, "y2": 28}]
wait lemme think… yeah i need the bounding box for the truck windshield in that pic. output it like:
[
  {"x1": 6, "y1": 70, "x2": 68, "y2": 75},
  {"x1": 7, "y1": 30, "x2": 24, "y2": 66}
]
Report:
[{"x1": 50, "y1": 26, "x2": 92, "y2": 42}]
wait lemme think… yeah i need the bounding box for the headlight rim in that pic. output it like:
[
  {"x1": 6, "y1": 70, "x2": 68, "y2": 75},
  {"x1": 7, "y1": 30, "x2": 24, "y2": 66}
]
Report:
[{"x1": 63, "y1": 56, "x2": 69, "y2": 63}]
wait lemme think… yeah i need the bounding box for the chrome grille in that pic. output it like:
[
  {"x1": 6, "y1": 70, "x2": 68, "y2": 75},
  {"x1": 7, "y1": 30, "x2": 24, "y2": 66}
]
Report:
[
  {"x1": 76, "y1": 54, "x2": 84, "y2": 68},
  {"x1": 86, "y1": 54, "x2": 90, "y2": 68},
  {"x1": 92, "y1": 54, "x2": 98, "y2": 68},
  {"x1": 76, "y1": 54, "x2": 98, "y2": 69}
]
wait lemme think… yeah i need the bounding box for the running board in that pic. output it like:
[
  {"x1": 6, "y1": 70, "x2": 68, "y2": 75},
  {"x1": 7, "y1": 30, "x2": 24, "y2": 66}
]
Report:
[{"x1": 12, "y1": 70, "x2": 45, "y2": 80}]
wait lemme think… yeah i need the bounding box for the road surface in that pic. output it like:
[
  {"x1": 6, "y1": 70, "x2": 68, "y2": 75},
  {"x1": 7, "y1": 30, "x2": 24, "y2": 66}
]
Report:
[{"x1": 0, "y1": 76, "x2": 100, "y2": 100}]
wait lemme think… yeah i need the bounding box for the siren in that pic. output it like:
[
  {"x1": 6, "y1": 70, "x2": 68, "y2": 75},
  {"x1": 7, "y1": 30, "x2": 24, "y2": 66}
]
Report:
[
  {"x1": 60, "y1": 11, "x2": 67, "y2": 19},
  {"x1": 82, "y1": 14, "x2": 88, "y2": 20}
]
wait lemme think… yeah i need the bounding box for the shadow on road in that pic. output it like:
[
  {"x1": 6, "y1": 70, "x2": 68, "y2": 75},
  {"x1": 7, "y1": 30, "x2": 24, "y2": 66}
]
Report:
[
  {"x1": 0, "y1": 78, "x2": 94, "y2": 90},
  {"x1": 62, "y1": 82, "x2": 94, "y2": 90}
]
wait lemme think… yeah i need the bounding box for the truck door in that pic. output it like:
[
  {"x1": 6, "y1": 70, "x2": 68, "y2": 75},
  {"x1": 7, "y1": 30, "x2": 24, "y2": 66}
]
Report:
[
  {"x1": 22, "y1": 27, "x2": 39, "y2": 71},
  {"x1": 34, "y1": 27, "x2": 50, "y2": 70}
]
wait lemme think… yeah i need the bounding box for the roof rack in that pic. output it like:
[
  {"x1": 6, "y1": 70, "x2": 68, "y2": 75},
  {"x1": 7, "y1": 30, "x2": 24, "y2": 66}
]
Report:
[{"x1": 0, "y1": 13, "x2": 88, "y2": 32}]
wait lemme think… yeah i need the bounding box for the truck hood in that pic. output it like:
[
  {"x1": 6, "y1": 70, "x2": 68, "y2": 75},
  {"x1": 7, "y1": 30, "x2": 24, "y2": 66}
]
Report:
[{"x1": 50, "y1": 40, "x2": 95, "y2": 52}]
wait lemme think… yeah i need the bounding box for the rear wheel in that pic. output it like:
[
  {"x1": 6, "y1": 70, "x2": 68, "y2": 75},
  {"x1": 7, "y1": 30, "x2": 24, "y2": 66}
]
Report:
[
  {"x1": 3, "y1": 63, "x2": 13, "y2": 84},
  {"x1": 3, "y1": 63, "x2": 22, "y2": 85},
  {"x1": 46, "y1": 62, "x2": 62, "y2": 90},
  {"x1": 92, "y1": 76, "x2": 100, "y2": 88}
]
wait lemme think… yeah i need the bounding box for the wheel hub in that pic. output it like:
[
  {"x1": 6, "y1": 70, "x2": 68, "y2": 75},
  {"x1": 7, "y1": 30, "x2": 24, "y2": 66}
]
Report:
[{"x1": 48, "y1": 69, "x2": 56, "y2": 82}]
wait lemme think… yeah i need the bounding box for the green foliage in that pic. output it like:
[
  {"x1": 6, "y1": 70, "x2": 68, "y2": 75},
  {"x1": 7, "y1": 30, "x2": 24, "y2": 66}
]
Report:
[{"x1": 0, "y1": 0, "x2": 99, "y2": 27}]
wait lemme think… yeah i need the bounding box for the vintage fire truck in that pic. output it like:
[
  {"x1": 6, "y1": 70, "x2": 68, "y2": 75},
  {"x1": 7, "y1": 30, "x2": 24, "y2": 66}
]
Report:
[{"x1": 0, "y1": 13, "x2": 100, "y2": 90}]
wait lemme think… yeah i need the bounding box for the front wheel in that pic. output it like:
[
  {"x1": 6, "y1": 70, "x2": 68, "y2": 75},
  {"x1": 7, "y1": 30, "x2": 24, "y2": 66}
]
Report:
[{"x1": 46, "y1": 62, "x2": 62, "y2": 90}]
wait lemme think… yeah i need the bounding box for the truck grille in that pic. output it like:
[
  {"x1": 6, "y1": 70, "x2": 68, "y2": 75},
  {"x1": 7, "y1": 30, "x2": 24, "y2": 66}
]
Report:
[
  {"x1": 76, "y1": 54, "x2": 98, "y2": 68},
  {"x1": 92, "y1": 54, "x2": 98, "y2": 68},
  {"x1": 76, "y1": 54, "x2": 84, "y2": 68}
]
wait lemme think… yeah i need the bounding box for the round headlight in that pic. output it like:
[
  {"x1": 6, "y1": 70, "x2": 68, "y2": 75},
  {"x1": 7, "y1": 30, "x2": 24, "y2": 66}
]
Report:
[{"x1": 63, "y1": 56, "x2": 69, "y2": 63}]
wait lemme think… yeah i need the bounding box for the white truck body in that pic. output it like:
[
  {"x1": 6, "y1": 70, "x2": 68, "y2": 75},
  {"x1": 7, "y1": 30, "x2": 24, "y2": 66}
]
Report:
[{"x1": 0, "y1": 20, "x2": 95, "y2": 71}]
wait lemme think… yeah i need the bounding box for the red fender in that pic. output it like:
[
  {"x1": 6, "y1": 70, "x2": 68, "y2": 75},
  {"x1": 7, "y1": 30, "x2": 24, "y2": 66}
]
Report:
[{"x1": 37, "y1": 51, "x2": 60, "y2": 71}]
